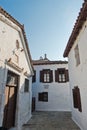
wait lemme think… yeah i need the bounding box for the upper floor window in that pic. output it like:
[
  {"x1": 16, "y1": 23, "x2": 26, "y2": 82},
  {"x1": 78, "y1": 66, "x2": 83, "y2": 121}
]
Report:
[
  {"x1": 55, "y1": 68, "x2": 69, "y2": 83},
  {"x1": 24, "y1": 78, "x2": 29, "y2": 92},
  {"x1": 74, "y1": 44, "x2": 80, "y2": 66},
  {"x1": 59, "y1": 69, "x2": 66, "y2": 82},
  {"x1": 32, "y1": 70, "x2": 36, "y2": 83},
  {"x1": 40, "y1": 69, "x2": 53, "y2": 83}
]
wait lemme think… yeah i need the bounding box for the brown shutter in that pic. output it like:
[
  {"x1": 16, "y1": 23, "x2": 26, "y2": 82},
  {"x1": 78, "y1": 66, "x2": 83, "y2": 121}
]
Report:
[
  {"x1": 65, "y1": 69, "x2": 69, "y2": 82},
  {"x1": 50, "y1": 70, "x2": 53, "y2": 82},
  {"x1": 76, "y1": 87, "x2": 82, "y2": 112},
  {"x1": 40, "y1": 70, "x2": 44, "y2": 82},
  {"x1": 72, "y1": 87, "x2": 82, "y2": 112},
  {"x1": 55, "y1": 70, "x2": 59, "y2": 82},
  {"x1": 55, "y1": 70, "x2": 58, "y2": 82},
  {"x1": 72, "y1": 88, "x2": 78, "y2": 108}
]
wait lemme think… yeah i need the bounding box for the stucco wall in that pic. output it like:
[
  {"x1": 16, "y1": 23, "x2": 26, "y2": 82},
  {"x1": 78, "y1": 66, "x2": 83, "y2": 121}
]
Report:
[
  {"x1": 68, "y1": 21, "x2": 87, "y2": 130},
  {"x1": 32, "y1": 64, "x2": 71, "y2": 111},
  {"x1": 0, "y1": 13, "x2": 32, "y2": 130}
]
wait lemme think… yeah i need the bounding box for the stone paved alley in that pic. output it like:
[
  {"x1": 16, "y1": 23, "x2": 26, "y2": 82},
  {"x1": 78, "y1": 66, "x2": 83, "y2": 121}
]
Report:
[{"x1": 22, "y1": 111, "x2": 80, "y2": 130}]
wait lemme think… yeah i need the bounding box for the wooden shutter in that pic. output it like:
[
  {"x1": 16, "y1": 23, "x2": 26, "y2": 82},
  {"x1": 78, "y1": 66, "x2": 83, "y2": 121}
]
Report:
[
  {"x1": 65, "y1": 69, "x2": 69, "y2": 82},
  {"x1": 50, "y1": 70, "x2": 53, "y2": 82},
  {"x1": 76, "y1": 87, "x2": 82, "y2": 112},
  {"x1": 72, "y1": 88, "x2": 78, "y2": 108},
  {"x1": 40, "y1": 70, "x2": 44, "y2": 82},
  {"x1": 32, "y1": 70, "x2": 36, "y2": 83},
  {"x1": 72, "y1": 87, "x2": 82, "y2": 112},
  {"x1": 55, "y1": 70, "x2": 59, "y2": 82}
]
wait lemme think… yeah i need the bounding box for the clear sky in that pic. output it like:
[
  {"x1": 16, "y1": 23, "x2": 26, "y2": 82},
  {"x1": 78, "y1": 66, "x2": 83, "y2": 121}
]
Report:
[{"x1": 0, "y1": 0, "x2": 83, "y2": 60}]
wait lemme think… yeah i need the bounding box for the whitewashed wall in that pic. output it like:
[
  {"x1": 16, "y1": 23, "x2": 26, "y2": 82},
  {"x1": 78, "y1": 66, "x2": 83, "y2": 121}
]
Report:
[
  {"x1": 0, "y1": 13, "x2": 32, "y2": 130},
  {"x1": 32, "y1": 63, "x2": 71, "y2": 111},
  {"x1": 68, "y1": 20, "x2": 87, "y2": 130}
]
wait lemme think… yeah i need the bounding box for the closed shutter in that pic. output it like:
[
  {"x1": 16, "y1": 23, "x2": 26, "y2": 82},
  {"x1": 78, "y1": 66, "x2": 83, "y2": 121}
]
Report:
[
  {"x1": 76, "y1": 87, "x2": 82, "y2": 112},
  {"x1": 40, "y1": 70, "x2": 44, "y2": 82},
  {"x1": 55, "y1": 70, "x2": 58, "y2": 82},
  {"x1": 50, "y1": 70, "x2": 53, "y2": 82},
  {"x1": 72, "y1": 87, "x2": 82, "y2": 112},
  {"x1": 65, "y1": 69, "x2": 69, "y2": 82},
  {"x1": 72, "y1": 89, "x2": 78, "y2": 108}
]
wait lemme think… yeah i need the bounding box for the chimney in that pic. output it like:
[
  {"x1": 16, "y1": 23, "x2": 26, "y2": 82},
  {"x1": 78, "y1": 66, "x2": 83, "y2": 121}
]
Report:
[{"x1": 44, "y1": 54, "x2": 47, "y2": 59}]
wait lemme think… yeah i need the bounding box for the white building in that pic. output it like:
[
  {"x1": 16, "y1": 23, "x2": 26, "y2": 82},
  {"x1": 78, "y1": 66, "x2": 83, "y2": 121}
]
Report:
[
  {"x1": 63, "y1": 1, "x2": 87, "y2": 130},
  {"x1": 32, "y1": 55, "x2": 71, "y2": 111},
  {"x1": 0, "y1": 7, "x2": 33, "y2": 130}
]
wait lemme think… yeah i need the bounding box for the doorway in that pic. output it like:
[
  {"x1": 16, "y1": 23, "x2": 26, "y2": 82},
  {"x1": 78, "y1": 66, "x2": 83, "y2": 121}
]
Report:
[{"x1": 3, "y1": 70, "x2": 19, "y2": 129}]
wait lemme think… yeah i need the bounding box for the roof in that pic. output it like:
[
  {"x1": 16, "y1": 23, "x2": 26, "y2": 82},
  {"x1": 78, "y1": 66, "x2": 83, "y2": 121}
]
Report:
[
  {"x1": 0, "y1": 7, "x2": 33, "y2": 72},
  {"x1": 32, "y1": 59, "x2": 68, "y2": 65},
  {"x1": 63, "y1": 1, "x2": 87, "y2": 57}
]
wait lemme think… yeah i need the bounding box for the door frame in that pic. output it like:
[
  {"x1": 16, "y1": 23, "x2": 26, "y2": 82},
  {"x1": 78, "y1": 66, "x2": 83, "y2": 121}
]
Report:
[{"x1": 3, "y1": 70, "x2": 19, "y2": 129}]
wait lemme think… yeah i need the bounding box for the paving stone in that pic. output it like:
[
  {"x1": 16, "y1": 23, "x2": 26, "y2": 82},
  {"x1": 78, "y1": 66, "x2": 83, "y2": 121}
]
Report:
[{"x1": 22, "y1": 111, "x2": 80, "y2": 130}]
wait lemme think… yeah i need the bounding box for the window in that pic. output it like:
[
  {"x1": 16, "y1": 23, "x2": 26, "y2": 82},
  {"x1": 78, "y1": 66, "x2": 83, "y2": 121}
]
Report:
[
  {"x1": 38, "y1": 92, "x2": 48, "y2": 102},
  {"x1": 72, "y1": 86, "x2": 82, "y2": 112},
  {"x1": 40, "y1": 69, "x2": 53, "y2": 83},
  {"x1": 6, "y1": 71, "x2": 18, "y2": 86},
  {"x1": 55, "y1": 68, "x2": 69, "y2": 83},
  {"x1": 44, "y1": 71, "x2": 50, "y2": 82},
  {"x1": 59, "y1": 69, "x2": 66, "y2": 82},
  {"x1": 24, "y1": 78, "x2": 29, "y2": 92},
  {"x1": 74, "y1": 44, "x2": 80, "y2": 66},
  {"x1": 32, "y1": 70, "x2": 36, "y2": 83}
]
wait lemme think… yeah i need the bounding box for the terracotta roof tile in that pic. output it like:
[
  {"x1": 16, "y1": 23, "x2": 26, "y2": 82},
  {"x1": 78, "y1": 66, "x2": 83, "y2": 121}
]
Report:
[{"x1": 63, "y1": 1, "x2": 87, "y2": 57}]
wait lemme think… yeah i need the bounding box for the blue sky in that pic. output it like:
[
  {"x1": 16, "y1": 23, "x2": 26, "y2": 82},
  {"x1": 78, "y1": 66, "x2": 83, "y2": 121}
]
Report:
[{"x1": 0, "y1": 0, "x2": 83, "y2": 60}]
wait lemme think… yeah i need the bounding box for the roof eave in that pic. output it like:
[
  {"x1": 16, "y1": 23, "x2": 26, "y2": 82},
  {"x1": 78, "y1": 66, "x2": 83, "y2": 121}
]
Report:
[{"x1": 63, "y1": 1, "x2": 87, "y2": 57}]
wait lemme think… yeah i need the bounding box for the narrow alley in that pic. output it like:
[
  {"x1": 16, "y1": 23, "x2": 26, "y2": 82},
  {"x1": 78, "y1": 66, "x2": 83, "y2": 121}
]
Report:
[{"x1": 22, "y1": 111, "x2": 80, "y2": 130}]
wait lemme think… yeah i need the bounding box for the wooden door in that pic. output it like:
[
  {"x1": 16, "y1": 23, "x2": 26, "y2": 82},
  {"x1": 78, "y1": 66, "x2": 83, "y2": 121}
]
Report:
[{"x1": 3, "y1": 71, "x2": 18, "y2": 129}]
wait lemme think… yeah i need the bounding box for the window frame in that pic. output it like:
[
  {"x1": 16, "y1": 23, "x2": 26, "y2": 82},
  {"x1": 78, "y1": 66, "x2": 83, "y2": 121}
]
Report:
[
  {"x1": 24, "y1": 78, "x2": 29, "y2": 92},
  {"x1": 40, "y1": 69, "x2": 53, "y2": 83},
  {"x1": 38, "y1": 92, "x2": 48, "y2": 102},
  {"x1": 55, "y1": 68, "x2": 69, "y2": 83}
]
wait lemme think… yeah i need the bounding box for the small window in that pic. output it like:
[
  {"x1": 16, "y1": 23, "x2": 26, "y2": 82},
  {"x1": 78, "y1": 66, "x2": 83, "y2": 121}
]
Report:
[
  {"x1": 6, "y1": 71, "x2": 18, "y2": 86},
  {"x1": 40, "y1": 69, "x2": 53, "y2": 83},
  {"x1": 24, "y1": 79, "x2": 29, "y2": 92},
  {"x1": 74, "y1": 44, "x2": 80, "y2": 66},
  {"x1": 38, "y1": 92, "x2": 48, "y2": 102},
  {"x1": 72, "y1": 86, "x2": 82, "y2": 112}
]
